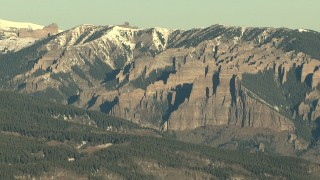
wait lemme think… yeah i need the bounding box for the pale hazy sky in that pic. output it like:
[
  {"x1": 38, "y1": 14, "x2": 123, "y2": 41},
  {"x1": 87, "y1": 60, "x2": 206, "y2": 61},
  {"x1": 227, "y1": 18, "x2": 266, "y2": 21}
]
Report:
[{"x1": 1, "y1": 0, "x2": 319, "y2": 31}]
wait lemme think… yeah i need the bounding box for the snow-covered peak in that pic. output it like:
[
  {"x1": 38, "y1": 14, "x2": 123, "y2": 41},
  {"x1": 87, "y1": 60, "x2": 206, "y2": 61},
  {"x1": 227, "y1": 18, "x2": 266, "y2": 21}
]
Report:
[
  {"x1": 0, "y1": 19, "x2": 44, "y2": 31},
  {"x1": 298, "y1": 28, "x2": 309, "y2": 33},
  {"x1": 72, "y1": 24, "x2": 98, "y2": 31},
  {"x1": 80, "y1": 24, "x2": 96, "y2": 27},
  {"x1": 112, "y1": 25, "x2": 139, "y2": 30},
  {"x1": 102, "y1": 25, "x2": 138, "y2": 48}
]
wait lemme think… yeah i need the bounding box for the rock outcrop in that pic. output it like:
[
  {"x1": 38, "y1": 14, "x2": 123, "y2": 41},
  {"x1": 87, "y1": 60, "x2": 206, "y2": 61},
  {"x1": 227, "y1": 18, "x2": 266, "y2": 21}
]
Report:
[
  {"x1": 3, "y1": 24, "x2": 320, "y2": 133},
  {"x1": 18, "y1": 23, "x2": 59, "y2": 38}
]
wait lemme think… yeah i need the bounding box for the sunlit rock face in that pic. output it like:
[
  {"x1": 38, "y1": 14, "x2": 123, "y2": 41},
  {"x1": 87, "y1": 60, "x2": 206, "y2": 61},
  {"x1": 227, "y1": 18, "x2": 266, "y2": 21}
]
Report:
[{"x1": 3, "y1": 23, "x2": 320, "y2": 132}]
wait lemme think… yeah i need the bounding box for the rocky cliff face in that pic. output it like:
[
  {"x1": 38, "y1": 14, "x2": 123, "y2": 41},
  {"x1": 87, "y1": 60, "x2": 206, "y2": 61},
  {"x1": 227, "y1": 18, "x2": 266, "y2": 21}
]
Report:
[
  {"x1": 18, "y1": 23, "x2": 59, "y2": 38},
  {"x1": 1, "y1": 24, "x2": 320, "y2": 136}
]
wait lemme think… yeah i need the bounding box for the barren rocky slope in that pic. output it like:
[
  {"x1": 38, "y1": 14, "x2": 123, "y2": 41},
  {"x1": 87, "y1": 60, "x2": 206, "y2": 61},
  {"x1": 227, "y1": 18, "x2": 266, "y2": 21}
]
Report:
[{"x1": 1, "y1": 23, "x2": 320, "y2": 159}]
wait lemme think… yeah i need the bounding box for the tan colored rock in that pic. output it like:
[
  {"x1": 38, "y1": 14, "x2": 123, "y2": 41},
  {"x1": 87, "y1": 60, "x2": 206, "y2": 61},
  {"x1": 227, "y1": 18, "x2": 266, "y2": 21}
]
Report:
[
  {"x1": 312, "y1": 70, "x2": 320, "y2": 88},
  {"x1": 11, "y1": 25, "x2": 320, "y2": 133},
  {"x1": 312, "y1": 100, "x2": 320, "y2": 121},
  {"x1": 231, "y1": 86, "x2": 294, "y2": 131},
  {"x1": 167, "y1": 71, "x2": 294, "y2": 131},
  {"x1": 288, "y1": 133, "x2": 309, "y2": 151},
  {"x1": 298, "y1": 102, "x2": 311, "y2": 121},
  {"x1": 301, "y1": 60, "x2": 320, "y2": 83},
  {"x1": 258, "y1": 143, "x2": 265, "y2": 152},
  {"x1": 18, "y1": 23, "x2": 59, "y2": 38}
]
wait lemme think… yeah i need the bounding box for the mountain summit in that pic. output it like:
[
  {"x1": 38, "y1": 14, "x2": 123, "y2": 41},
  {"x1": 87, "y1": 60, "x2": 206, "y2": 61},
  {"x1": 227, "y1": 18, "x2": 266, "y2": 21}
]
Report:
[
  {"x1": 0, "y1": 19, "x2": 59, "y2": 53},
  {"x1": 0, "y1": 19, "x2": 44, "y2": 31}
]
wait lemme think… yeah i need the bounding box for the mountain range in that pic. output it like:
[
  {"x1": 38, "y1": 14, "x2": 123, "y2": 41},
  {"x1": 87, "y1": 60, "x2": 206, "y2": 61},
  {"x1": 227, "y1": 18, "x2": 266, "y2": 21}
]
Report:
[{"x1": 1, "y1": 19, "x2": 320, "y2": 179}]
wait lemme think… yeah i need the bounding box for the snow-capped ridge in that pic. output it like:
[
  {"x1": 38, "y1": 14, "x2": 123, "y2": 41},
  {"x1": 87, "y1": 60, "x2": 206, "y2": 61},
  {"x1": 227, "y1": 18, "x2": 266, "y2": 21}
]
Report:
[{"x1": 0, "y1": 19, "x2": 44, "y2": 31}]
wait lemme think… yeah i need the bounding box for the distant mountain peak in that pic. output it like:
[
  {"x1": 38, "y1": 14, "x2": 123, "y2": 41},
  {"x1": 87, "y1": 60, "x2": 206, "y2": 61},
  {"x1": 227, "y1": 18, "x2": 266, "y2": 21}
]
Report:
[
  {"x1": 0, "y1": 18, "x2": 44, "y2": 31},
  {"x1": 298, "y1": 28, "x2": 309, "y2": 33},
  {"x1": 0, "y1": 19, "x2": 60, "y2": 53}
]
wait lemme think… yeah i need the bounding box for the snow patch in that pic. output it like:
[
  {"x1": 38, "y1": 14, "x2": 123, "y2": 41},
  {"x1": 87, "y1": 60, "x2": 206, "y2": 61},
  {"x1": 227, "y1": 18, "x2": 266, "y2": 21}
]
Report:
[
  {"x1": 151, "y1": 27, "x2": 170, "y2": 50},
  {"x1": 298, "y1": 28, "x2": 309, "y2": 33},
  {"x1": 0, "y1": 32, "x2": 38, "y2": 53},
  {"x1": 215, "y1": 36, "x2": 221, "y2": 46},
  {"x1": 233, "y1": 37, "x2": 240, "y2": 44},
  {"x1": 257, "y1": 28, "x2": 272, "y2": 44},
  {"x1": 241, "y1": 27, "x2": 246, "y2": 37},
  {"x1": 77, "y1": 141, "x2": 88, "y2": 149},
  {"x1": 68, "y1": 157, "x2": 75, "y2": 162}
]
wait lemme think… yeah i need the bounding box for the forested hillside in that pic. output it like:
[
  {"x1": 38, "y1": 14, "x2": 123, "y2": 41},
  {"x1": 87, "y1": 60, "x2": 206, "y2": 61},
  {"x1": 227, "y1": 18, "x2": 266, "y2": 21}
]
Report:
[{"x1": 0, "y1": 91, "x2": 319, "y2": 179}]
